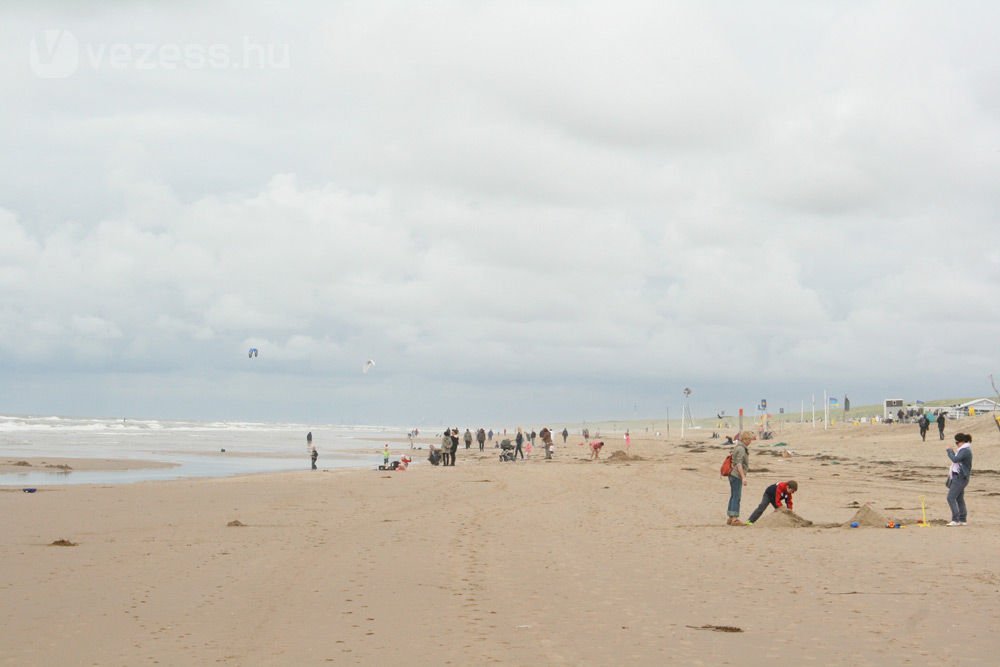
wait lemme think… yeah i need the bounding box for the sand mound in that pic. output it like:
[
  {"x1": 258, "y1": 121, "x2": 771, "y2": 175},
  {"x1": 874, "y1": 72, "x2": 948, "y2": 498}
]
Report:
[
  {"x1": 226, "y1": 520, "x2": 246, "y2": 527},
  {"x1": 606, "y1": 450, "x2": 645, "y2": 462},
  {"x1": 14, "y1": 461, "x2": 31, "y2": 467},
  {"x1": 753, "y1": 508, "x2": 813, "y2": 528},
  {"x1": 846, "y1": 505, "x2": 886, "y2": 527},
  {"x1": 49, "y1": 539, "x2": 78, "y2": 547}
]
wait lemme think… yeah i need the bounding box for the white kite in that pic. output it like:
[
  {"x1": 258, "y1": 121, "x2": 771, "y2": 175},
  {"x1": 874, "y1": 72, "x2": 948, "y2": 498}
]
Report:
[{"x1": 363, "y1": 359, "x2": 376, "y2": 374}]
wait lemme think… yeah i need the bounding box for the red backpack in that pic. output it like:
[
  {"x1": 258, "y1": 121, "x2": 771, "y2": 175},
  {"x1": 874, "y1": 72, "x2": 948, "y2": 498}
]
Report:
[{"x1": 720, "y1": 454, "x2": 733, "y2": 477}]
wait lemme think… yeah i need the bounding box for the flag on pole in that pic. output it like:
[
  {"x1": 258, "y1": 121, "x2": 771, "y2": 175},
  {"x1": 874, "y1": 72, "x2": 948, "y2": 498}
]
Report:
[
  {"x1": 844, "y1": 396, "x2": 850, "y2": 412},
  {"x1": 829, "y1": 397, "x2": 839, "y2": 406}
]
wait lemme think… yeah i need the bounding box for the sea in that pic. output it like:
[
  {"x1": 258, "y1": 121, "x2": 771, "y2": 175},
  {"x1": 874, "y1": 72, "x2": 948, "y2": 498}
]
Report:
[{"x1": 0, "y1": 414, "x2": 416, "y2": 486}]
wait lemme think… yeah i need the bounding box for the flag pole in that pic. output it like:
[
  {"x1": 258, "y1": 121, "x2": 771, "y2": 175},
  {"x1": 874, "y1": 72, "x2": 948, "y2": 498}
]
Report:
[{"x1": 824, "y1": 390, "x2": 829, "y2": 430}]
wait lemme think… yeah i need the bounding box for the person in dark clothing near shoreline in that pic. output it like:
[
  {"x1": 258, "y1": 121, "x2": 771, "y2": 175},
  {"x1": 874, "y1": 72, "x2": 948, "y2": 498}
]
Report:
[
  {"x1": 936, "y1": 413, "x2": 946, "y2": 440},
  {"x1": 515, "y1": 428, "x2": 525, "y2": 460},
  {"x1": 747, "y1": 480, "x2": 798, "y2": 524},
  {"x1": 449, "y1": 428, "x2": 460, "y2": 466},
  {"x1": 918, "y1": 414, "x2": 930, "y2": 441},
  {"x1": 561, "y1": 428, "x2": 569, "y2": 444},
  {"x1": 477, "y1": 428, "x2": 486, "y2": 451},
  {"x1": 307, "y1": 432, "x2": 317, "y2": 470}
]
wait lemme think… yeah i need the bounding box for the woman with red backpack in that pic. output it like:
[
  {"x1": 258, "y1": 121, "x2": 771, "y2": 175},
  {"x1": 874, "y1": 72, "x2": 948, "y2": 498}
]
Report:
[{"x1": 726, "y1": 432, "x2": 752, "y2": 525}]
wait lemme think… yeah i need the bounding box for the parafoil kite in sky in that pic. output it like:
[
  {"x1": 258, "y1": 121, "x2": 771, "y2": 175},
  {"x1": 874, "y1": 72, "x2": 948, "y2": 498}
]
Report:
[
  {"x1": 248, "y1": 348, "x2": 259, "y2": 358},
  {"x1": 362, "y1": 359, "x2": 375, "y2": 374}
]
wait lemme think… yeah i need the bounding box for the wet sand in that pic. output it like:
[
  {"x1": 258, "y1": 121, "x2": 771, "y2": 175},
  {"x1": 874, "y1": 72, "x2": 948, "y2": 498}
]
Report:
[
  {"x1": 1, "y1": 417, "x2": 998, "y2": 664},
  {"x1": 0, "y1": 457, "x2": 177, "y2": 474}
]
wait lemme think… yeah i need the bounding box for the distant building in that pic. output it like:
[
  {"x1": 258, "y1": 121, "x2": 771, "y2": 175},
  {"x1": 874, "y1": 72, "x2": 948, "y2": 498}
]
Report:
[{"x1": 949, "y1": 398, "x2": 1000, "y2": 416}]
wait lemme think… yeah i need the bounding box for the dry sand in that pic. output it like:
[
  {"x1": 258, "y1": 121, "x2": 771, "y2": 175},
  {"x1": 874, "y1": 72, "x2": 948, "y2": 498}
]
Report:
[{"x1": 2, "y1": 417, "x2": 1000, "y2": 665}]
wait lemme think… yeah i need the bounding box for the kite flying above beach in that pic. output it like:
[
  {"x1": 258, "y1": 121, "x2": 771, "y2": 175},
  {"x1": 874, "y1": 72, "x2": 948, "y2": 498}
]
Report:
[
  {"x1": 363, "y1": 359, "x2": 376, "y2": 374},
  {"x1": 248, "y1": 348, "x2": 259, "y2": 359}
]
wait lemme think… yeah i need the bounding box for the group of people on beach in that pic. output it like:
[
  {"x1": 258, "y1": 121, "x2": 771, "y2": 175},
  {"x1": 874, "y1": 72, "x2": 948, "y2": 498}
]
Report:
[{"x1": 724, "y1": 425, "x2": 976, "y2": 526}]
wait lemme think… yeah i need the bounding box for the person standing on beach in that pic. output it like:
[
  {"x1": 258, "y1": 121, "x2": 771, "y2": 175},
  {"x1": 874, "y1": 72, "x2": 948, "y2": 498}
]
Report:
[
  {"x1": 727, "y1": 432, "x2": 752, "y2": 525},
  {"x1": 625, "y1": 430, "x2": 631, "y2": 454},
  {"x1": 307, "y1": 432, "x2": 317, "y2": 470},
  {"x1": 464, "y1": 429, "x2": 473, "y2": 450},
  {"x1": 540, "y1": 427, "x2": 554, "y2": 459},
  {"x1": 488, "y1": 429, "x2": 494, "y2": 444},
  {"x1": 449, "y1": 428, "x2": 460, "y2": 466},
  {"x1": 918, "y1": 414, "x2": 930, "y2": 441},
  {"x1": 477, "y1": 428, "x2": 486, "y2": 451},
  {"x1": 946, "y1": 433, "x2": 973, "y2": 526},
  {"x1": 530, "y1": 430, "x2": 537, "y2": 448},
  {"x1": 515, "y1": 428, "x2": 525, "y2": 460},
  {"x1": 936, "y1": 412, "x2": 946, "y2": 440},
  {"x1": 441, "y1": 431, "x2": 452, "y2": 466},
  {"x1": 383, "y1": 444, "x2": 390, "y2": 467},
  {"x1": 561, "y1": 428, "x2": 568, "y2": 444}
]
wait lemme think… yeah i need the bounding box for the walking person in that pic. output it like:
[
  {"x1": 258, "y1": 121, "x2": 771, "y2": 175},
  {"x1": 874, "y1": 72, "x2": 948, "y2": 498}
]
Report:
[
  {"x1": 918, "y1": 414, "x2": 929, "y2": 441},
  {"x1": 561, "y1": 428, "x2": 569, "y2": 444},
  {"x1": 464, "y1": 428, "x2": 473, "y2": 450},
  {"x1": 515, "y1": 427, "x2": 525, "y2": 460},
  {"x1": 441, "y1": 431, "x2": 452, "y2": 467},
  {"x1": 477, "y1": 428, "x2": 486, "y2": 452},
  {"x1": 727, "y1": 432, "x2": 752, "y2": 525},
  {"x1": 945, "y1": 433, "x2": 973, "y2": 526},
  {"x1": 307, "y1": 431, "x2": 318, "y2": 470},
  {"x1": 625, "y1": 430, "x2": 631, "y2": 455},
  {"x1": 936, "y1": 412, "x2": 946, "y2": 440}
]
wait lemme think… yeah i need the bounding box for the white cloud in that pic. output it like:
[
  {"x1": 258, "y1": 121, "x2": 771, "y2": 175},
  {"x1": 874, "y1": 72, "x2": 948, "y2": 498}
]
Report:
[{"x1": 1, "y1": 2, "x2": 1000, "y2": 421}]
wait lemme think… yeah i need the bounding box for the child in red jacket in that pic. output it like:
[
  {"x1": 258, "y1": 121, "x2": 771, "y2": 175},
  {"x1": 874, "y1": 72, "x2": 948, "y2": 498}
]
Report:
[{"x1": 747, "y1": 480, "x2": 798, "y2": 525}]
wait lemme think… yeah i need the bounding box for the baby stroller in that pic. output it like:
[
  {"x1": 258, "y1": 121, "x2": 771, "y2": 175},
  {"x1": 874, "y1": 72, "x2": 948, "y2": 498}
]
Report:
[{"x1": 499, "y1": 439, "x2": 516, "y2": 462}]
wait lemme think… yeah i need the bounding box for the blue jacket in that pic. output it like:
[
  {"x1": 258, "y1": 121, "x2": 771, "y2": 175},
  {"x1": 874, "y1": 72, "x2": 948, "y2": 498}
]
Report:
[{"x1": 947, "y1": 446, "x2": 973, "y2": 480}]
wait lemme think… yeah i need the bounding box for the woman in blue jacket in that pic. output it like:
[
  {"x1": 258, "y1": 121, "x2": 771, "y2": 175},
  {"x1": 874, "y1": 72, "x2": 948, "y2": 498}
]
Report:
[{"x1": 946, "y1": 432, "x2": 973, "y2": 526}]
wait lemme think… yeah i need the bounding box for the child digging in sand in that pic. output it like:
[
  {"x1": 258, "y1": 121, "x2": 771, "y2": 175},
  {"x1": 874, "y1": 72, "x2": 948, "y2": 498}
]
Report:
[
  {"x1": 589, "y1": 440, "x2": 604, "y2": 460},
  {"x1": 745, "y1": 480, "x2": 798, "y2": 525}
]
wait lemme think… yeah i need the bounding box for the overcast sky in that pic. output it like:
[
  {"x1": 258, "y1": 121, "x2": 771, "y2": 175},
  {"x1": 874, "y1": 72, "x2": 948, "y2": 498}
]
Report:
[{"x1": 1, "y1": 1, "x2": 999, "y2": 425}]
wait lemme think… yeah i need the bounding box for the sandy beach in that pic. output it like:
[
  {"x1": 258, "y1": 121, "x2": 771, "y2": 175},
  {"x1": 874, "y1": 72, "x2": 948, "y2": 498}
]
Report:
[{"x1": 2, "y1": 417, "x2": 999, "y2": 665}]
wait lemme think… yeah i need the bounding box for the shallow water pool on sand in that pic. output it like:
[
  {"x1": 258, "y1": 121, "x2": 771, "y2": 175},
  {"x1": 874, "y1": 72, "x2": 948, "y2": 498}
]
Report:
[{"x1": 0, "y1": 415, "x2": 406, "y2": 485}]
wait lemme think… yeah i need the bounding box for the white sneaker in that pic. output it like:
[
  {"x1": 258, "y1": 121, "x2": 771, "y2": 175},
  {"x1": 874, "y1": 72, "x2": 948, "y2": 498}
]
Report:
[
  {"x1": 959, "y1": 521, "x2": 968, "y2": 526},
  {"x1": 946, "y1": 521, "x2": 961, "y2": 527}
]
